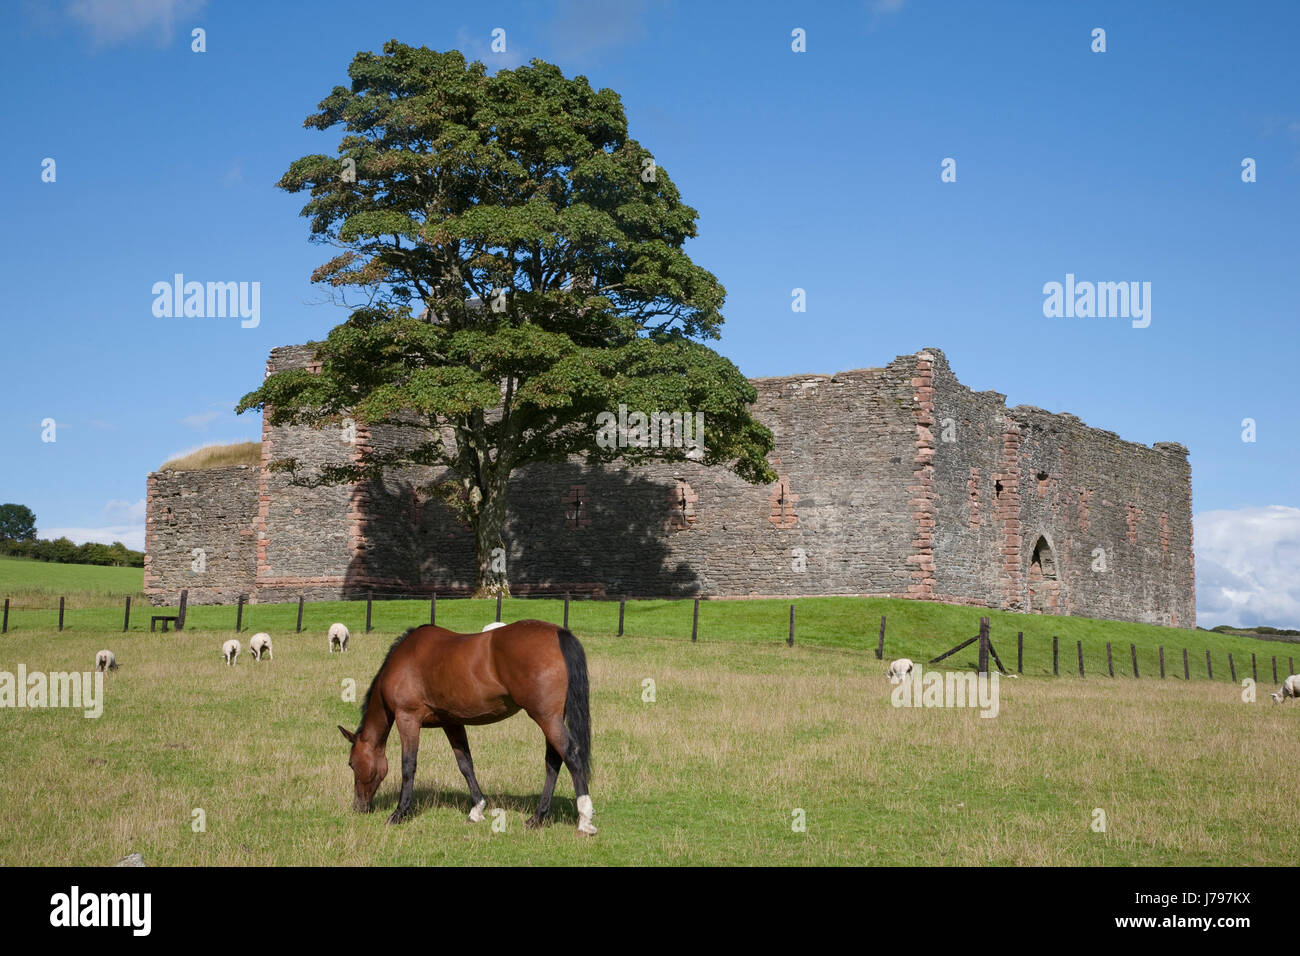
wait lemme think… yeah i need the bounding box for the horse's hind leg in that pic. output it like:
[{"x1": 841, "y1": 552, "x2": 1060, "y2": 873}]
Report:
[
  {"x1": 388, "y1": 714, "x2": 421, "y2": 826},
  {"x1": 443, "y1": 725, "x2": 486, "y2": 822},
  {"x1": 532, "y1": 716, "x2": 595, "y2": 835},
  {"x1": 525, "y1": 742, "x2": 563, "y2": 830}
]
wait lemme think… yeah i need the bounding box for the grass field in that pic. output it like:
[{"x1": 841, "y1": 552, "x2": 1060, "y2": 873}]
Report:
[
  {"x1": 1, "y1": 612, "x2": 1298, "y2": 866},
  {"x1": 0, "y1": 556, "x2": 144, "y2": 610},
  {"x1": 3, "y1": 560, "x2": 1295, "y2": 865}
]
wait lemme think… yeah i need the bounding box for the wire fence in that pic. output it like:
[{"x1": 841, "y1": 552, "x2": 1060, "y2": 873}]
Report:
[{"x1": 2, "y1": 587, "x2": 1295, "y2": 686}]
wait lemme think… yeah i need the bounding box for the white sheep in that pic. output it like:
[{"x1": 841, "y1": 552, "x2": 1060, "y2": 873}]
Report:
[
  {"x1": 328, "y1": 622, "x2": 350, "y2": 653},
  {"x1": 1271, "y1": 675, "x2": 1300, "y2": 703},
  {"x1": 221, "y1": 639, "x2": 240, "y2": 666},
  {"x1": 483, "y1": 621, "x2": 507, "y2": 631},
  {"x1": 886, "y1": 658, "x2": 914, "y2": 685},
  {"x1": 249, "y1": 633, "x2": 273, "y2": 661},
  {"x1": 95, "y1": 649, "x2": 118, "y2": 672}
]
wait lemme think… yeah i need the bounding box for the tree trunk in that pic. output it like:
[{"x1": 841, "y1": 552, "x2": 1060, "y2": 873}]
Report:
[{"x1": 472, "y1": 478, "x2": 509, "y2": 597}]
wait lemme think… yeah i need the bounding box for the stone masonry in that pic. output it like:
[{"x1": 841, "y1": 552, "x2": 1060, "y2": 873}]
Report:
[{"x1": 144, "y1": 345, "x2": 1196, "y2": 627}]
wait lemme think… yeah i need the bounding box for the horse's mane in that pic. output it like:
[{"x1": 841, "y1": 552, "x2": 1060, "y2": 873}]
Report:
[{"x1": 357, "y1": 626, "x2": 419, "y2": 733}]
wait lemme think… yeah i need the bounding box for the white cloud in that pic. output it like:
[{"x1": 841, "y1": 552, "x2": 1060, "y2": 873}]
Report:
[
  {"x1": 542, "y1": 0, "x2": 650, "y2": 65},
  {"x1": 39, "y1": 524, "x2": 145, "y2": 551},
  {"x1": 66, "y1": 0, "x2": 206, "y2": 47},
  {"x1": 1195, "y1": 505, "x2": 1300, "y2": 630},
  {"x1": 104, "y1": 498, "x2": 147, "y2": 523},
  {"x1": 37, "y1": 499, "x2": 149, "y2": 551},
  {"x1": 180, "y1": 410, "x2": 222, "y2": 429},
  {"x1": 455, "y1": 26, "x2": 527, "y2": 71}
]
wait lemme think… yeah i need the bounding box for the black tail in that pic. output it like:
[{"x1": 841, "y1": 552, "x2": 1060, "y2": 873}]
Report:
[{"x1": 557, "y1": 627, "x2": 592, "y2": 783}]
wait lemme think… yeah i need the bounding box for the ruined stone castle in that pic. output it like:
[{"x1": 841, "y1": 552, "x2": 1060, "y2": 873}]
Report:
[{"x1": 144, "y1": 344, "x2": 1196, "y2": 627}]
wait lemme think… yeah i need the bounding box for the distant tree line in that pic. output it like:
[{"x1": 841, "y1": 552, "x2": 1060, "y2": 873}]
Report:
[
  {"x1": 0, "y1": 503, "x2": 143, "y2": 567},
  {"x1": 1211, "y1": 623, "x2": 1300, "y2": 638}
]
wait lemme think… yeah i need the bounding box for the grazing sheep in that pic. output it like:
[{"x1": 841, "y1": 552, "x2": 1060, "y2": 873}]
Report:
[
  {"x1": 328, "y1": 622, "x2": 350, "y2": 653},
  {"x1": 95, "y1": 650, "x2": 118, "y2": 672},
  {"x1": 482, "y1": 621, "x2": 507, "y2": 631},
  {"x1": 222, "y1": 639, "x2": 240, "y2": 666},
  {"x1": 886, "y1": 658, "x2": 914, "y2": 685},
  {"x1": 249, "y1": 633, "x2": 273, "y2": 661},
  {"x1": 1271, "y1": 675, "x2": 1300, "y2": 703}
]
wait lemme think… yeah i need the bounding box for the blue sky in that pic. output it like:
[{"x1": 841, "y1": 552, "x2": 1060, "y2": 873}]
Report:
[{"x1": 3, "y1": 0, "x2": 1297, "y2": 626}]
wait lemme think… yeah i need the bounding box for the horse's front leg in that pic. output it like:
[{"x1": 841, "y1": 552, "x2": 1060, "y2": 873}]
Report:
[
  {"x1": 443, "y1": 725, "x2": 486, "y2": 823},
  {"x1": 388, "y1": 714, "x2": 421, "y2": 825}
]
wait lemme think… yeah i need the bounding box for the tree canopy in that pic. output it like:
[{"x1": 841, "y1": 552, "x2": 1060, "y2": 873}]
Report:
[
  {"x1": 0, "y1": 503, "x2": 37, "y2": 543},
  {"x1": 238, "y1": 43, "x2": 775, "y2": 593}
]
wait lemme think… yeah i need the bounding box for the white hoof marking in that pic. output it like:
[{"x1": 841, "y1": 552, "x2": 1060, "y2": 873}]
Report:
[
  {"x1": 468, "y1": 800, "x2": 486, "y2": 823},
  {"x1": 576, "y1": 794, "x2": 596, "y2": 835}
]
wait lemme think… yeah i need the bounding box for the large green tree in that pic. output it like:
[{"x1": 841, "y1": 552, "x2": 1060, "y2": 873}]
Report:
[
  {"x1": 238, "y1": 43, "x2": 775, "y2": 595},
  {"x1": 0, "y1": 504, "x2": 37, "y2": 542}
]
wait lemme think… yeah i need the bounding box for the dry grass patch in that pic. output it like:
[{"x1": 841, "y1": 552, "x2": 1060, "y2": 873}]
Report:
[{"x1": 159, "y1": 442, "x2": 261, "y2": 471}]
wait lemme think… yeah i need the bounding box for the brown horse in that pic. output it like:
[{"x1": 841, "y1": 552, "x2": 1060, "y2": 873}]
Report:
[{"x1": 337, "y1": 620, "x2": 596, "y2": 835}]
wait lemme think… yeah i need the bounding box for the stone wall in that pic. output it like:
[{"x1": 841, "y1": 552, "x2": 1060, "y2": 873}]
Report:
[
  {"x1": 143, "y1": 465, "x2": 259, "y2": 604},
  {"x1": 927, "y1": 351, "x2": 1195, "y2": 627},
  {"x1": 145, "y1": 344, "x2": 1196, "y2": 627}
]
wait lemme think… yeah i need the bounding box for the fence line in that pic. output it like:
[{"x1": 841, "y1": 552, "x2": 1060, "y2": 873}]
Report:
[{"x1": 0, "y1": 589, "x2": 1293, "y2": 684}]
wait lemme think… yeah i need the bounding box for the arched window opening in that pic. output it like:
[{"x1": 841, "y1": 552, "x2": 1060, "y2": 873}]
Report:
[{"x1": 1029, "y1": 537, "x2": 1056, "y2": 581}]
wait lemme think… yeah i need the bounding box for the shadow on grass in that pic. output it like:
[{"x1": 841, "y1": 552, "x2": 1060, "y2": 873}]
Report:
[{"x1": 369, "y1": 785, "x2": 580, "y2": 825}]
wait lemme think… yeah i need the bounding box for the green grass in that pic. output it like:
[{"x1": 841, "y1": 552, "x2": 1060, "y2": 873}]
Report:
[
  {"x1": 1, "y1": 621, "x2": 1295, "y2": 866},
  {"x1": 0, "y1": 556, "x2": 144, "y2": 609}
]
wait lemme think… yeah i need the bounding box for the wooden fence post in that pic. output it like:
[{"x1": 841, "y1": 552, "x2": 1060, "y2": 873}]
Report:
[
  {"x1": 1206, "y1": 650, "x2": 1213, "y2": 680},
  {"x1": 235, "y1": 593, "x2": 246, "y2": 632},
  {"x1": 1291, "y1": 657, "x2": 1295, "y2": 676},
  {"x1": 1273, "y1": 657, "x2": 1278, "y2": 684},
  {"x1": 1159, "y1": 646, "x2": 1165, "y2": 679},
  {"x1": 561, "y1": 592, "x2": 568, "y2": 629},
  {"x1": 1052, "y1": 635, "x2": 1058, "y2": 676},
  {"x1": 876, "y1": 616, "x2": 886, "y2": 660},
  {"x1": 499, "y1": 593, "x2": 506, "y2": 624},
  {"x1": 788, "y1": 605, "x2": 795, "y2": 647},
  {"x1": 617, "y1": 598, "x2": 625, "y2": 637},
  {"x1": 1130, "y1": 644, "x2": 1139, "y2": 678},
  {"x1": 1017, "y1": 632, "x2": 1023, "y2": 674},
  {"x1": 1106, "y1": 642, "x2": 1114, "y2": 677},
  {"x1": 123, "y1": 596, "x2": 131, "y2": 632},
  {"x1": 2, "y1": 598, "x2": 7, "y2": 633},
  {"x1": 431, "y1": 594, "x2": 437, "y2": 626},
  {"x1": 59, "y1": 596, "x2": 65, "y2": 631},
  {"x1": 1228, "y1": 653, "x2": 1236, "y2": 682},
  {"x1": 1183, "y1": 648, "x2": 1189, "y2": 680},
  {"x1": 691, "y1": 598, "x2": 699, "y2": 643},
  {"x1": 977, "y1": 618, "x2": 989, "y2": 675},
  {"x1": 296, "y1": 596, "x2": 304, "y2": 633},
  {"x1": 1252, "y1": 653, "x2": 1258, "y2": 683},
  {"x1": 177, "y1": 589, "x2": 188, "y2": 631},
  {"x1": 365, "y1": 592, "x2": 373, "y2": 634},
  {"x1": 1077, "y1": 640, "x2": 1083, "y2": 677}
]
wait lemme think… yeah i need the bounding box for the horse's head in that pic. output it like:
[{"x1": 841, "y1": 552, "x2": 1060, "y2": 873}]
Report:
[{"x1": 338, "y1": 725, "x2": 387, "y2": 812}]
